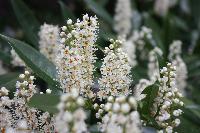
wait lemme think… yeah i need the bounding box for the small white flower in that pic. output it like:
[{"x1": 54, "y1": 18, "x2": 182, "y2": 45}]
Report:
[
  {"x1": 25, "y1": 71, "x2": 30, "y2": 75},
  {"x1": 105, "y1": 103, "x2": 112, "y2": 111},
  {"x1": 108, "y1": 96, "x2": 114, "y2": 102},
  {"x1": 94, "y1": 103, "x2": 99, "y2": 110},
  {"x1": 179, "y1": 101, "x2": 184, "y2": 106},
  {"x1": 128, "y1": 97, "x2": 137, "y2": 108},
  {"x1": 29, "y1": 76, "x2": 35, "y2": 80},
  {"x1": 60, "y1": 38, "x2": 66, "y2": 43},
  {"x1": 121, "y1": 103, "x2": 130, "y2": 113},
  {"x1": 61, "y1": 26, "x2": 67, "y2": 31},
  {"x1": 46, "y1": 89, "x2": 52, "y2": 94},
  {"x1": 0, "y1": 87, "x2": 9, "y2": 96},
  {"x1": 19, "y1": 74, "x2": 25, "y2": 79},
  {"x1": 77, "y1": 97, "x2": 84, "y2": 106},
  {"x1": 67, "y1": 19, "x2": 72, "y2": 25},
  {"x1": 174, "y1": 118, "x2": 180, "y2": 126},
  {"x1": 113, "y1": 103, "x2": 120, "y2": 112}
]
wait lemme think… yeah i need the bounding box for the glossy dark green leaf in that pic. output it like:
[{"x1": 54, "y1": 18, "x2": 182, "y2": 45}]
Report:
[
  {"x1": 0, "y1": 50, "x2": 11, "y2": 64},
  {"x1": 0, "y1": 72, "x2": 19, "y2": 85},
  {"x1": 176, "y1": 98, "x2": 200, "y2": 132},
  {"x1": 140, "y1": 82, "x2": 159, "y2": 115},
  {"x1": 59, "y1": 1, "x2": 76, "y2": 21},
  {"x1": 11, "y1": 0, "x2": 40, "y2": 48},
  {"x1": 0, "y1": 73, "x2": 19, "y2": 91},
  {"x1": 0, "y1": 34, "x2": 60, "y2": 90},
  {"x1": 84, "y1": 0, "x2": 113, "y2": 25},
  {"x1": 28, "y1": 94, "x2": 60, "y2": 114},
  {"x1": 89, "y1": 125, "x2": 99, "y2": 133}
]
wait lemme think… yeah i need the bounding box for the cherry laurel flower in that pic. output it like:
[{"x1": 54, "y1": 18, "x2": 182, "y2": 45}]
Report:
[
  {"x1": 114, "y1": 0, "x2": 132, "y2": 37},
  {"x1": 39, "y1": 23, "x2": 60, "y2": 64},
  {"x1": 98, "y1": 39, "x2": 132, "y2": 100},
  {"x1": 151, "y1": 63, "x2": 184, "y2": 132},
  {"x1": 0, "y1": 72, "x2": 54, "y2": 132},
  {"x1": 132, "y1": 26, "x2": 152, "y2": 60},
  {"x1": 94, "y1": 96, "x2": 141, "y2": 133},
  {"x1": 15, "y1": 70, "x2": 36, "y2": 101},
  {"x1": 121, "y1": 37, "x2": 137, "y2": 67},
  {"x1": 168, "y1": 40, "x2": 188, "y2": 96},
  {"x1": 120, "y1": 27, "x2": 153, "y2": 67},
  {"x1": 55, "y1": 89, "x2": 88, "y2": 133},
  {"x1": 148, "y1": 47, "x2": 163, "y2": 82},
  {"x1": 154, "y1": 0, "x2": 178, "y2": 17},
  {"x1": 57, "y1": 14, "x2": 98, "y2": 98}
]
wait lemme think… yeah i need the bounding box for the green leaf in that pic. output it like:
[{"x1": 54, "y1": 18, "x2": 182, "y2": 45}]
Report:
[
  {"x1": 58, "y1": 1, "x2": 76, "y2": 21},
  {"x1": 28, "y1": 94, "x2": 60, "y2": 114},
  {"x1": 84, "y1": 0, "x2": 113, "y2": 25},
  {"x1": 0, "y1": 73, "x2": 19, "y2": 91},
  {"x1": 0, "y1": 50, "x2": 11, "y2": 64},
  {"x1": 0, "y1": 72, "x2": 19, "y2": 85},
  {"x1": 182, "y1": 98, "x2": 200, "y2": 125},
  {"x1": 0, "y1": 34, "x2": 60, "y2": 90},
  {"x1": 176, "y1": 116, "x2": 200, "y2": 133},
  {"x1": 89, "y1": 125, "x2": 99, "y2": 133},
  {"x1": 11, "y1": 0, "x2": 40, "y2": 48},
  {"x1": 140, "y1": 82, "x2": 159, "y2": 115}
]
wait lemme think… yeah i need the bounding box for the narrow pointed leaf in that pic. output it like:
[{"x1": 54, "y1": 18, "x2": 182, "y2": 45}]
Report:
[
  {"x1": 0, "y1": 50, "x2": 12, "y2": 64},
  {"x1": 0, "y1": 73, "x2": 20, "y2": 91},
  {"x1": 28, "y1": 94, "x2": 60, "y2": 114},
  {"x1": 84, "y1": 0, "x2": 113, "y2": 25},
  {"x1": 11, "y1": 0, "x2": 40, "y2": 48},
  {"x1": 0, "y1": 34, "x2": 60, "y2": 90},
  {"x1": 140, "y1": 82, "x2": 159, "y2": 115},
  {"x1": 59, "y1": 1, "x2": 76, "y2": 21}
]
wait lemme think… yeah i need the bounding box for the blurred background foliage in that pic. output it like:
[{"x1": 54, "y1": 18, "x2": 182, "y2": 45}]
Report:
[{"x1": 0, "y1": 0, "x2": 200, "y2": 132}]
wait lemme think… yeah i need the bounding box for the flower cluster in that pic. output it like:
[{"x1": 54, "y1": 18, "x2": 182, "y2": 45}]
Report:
[
  {"x1": 15, "y1": 70, "x2": 36, "y2": 101},
  {"x1": 168, "y1": 40, "x2": 187, "y2": 95},
  {"x1": 151, "y1": 63, "x2": 184, "y2": 133},
  {"x1": 10, "y1": 49, "x2": 25, "y2": 67},
  {"x1": 55, "y1": 89, "x2": 88, "y2": 133},
  {"x1": 98, "y1": 39, "x2": 132, "y2": 100},
  {"x1": 132, "y1": 26, "x2": 152, "y2": 51},
  {"x1": 122, "y1": 26, "x2": 153, "y2": 66},
  {"x1": 148, "y1": 47, "x2": 163, "y2": 82},
  {"x1": 57, "y1": 14, "x2": 98, "y2": 98},
  {"x1": 94, "y1": 96, "x2": 141, "y2": 133},
  {"x1": 114, "y1": 0, "x2": 132, "y2": 37},
  {"x1": 0, "y1": 72, "x2": 54, "y2": 132},
  {"x1": 39, "y1": 23, "x2": 60, "y2": 64},
  {"x1": 121, "y1": 38, "x2": 137, "y2": 67},
  {"x1": 154, "y1": 0, "x2": 177, "y2": 17}
]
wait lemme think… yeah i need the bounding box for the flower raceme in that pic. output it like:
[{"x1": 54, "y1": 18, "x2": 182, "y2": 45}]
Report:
[
  {"x1": 0, "y1": 71, "x2": 54, "y2": 132},
  {"x1": 57, "y1": 14, "x2": 98, "y2": 98},
  {"x1": 0, "y1": 12, "x2": 187, "y2": 133},
  {"x1": 15, "y1": 70, "x2": 36, "y2": 101},
  {"x1": 168, "y1": 40, "x2": 188, "y2": 96},
  {"x1": 55, "y1": 89, "x2": 88, "y2": 133},
  {"x1": 151, "y1": 63, "x2": 184, "y2": 133},
  {"x1": 94, "y1": 96, "x2": 141, "y2": 133},
  {"x1": 98, "y1": 39, "x2": 132, "y2": 100},
  {"x1": 39, "y1": 23, "x2": 60, "y2": 64}
]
